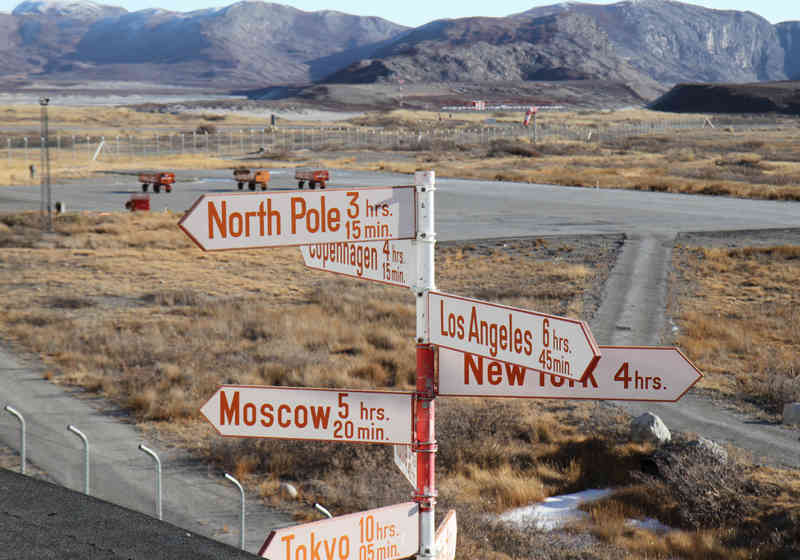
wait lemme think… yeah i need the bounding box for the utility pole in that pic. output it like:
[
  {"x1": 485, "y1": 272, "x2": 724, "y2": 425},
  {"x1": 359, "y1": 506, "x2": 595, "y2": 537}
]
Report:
[{"x1": 39, "y1": 97, "x2": 52, "y2": 232}]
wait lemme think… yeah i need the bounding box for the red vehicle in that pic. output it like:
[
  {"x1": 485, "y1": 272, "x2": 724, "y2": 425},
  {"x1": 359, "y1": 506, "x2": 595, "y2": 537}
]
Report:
[
  {"x1": 139, "y1": 172, "x2": 175, "y2": 193},
  {"x1": 124, "y1": 194, "x2": 150, "y2": 211},
  {"x1": 295, "y1": 168, "x2": 329, "y2": 189}
]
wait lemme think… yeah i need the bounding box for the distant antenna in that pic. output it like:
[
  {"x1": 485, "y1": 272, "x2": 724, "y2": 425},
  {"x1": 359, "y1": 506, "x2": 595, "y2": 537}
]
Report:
[{"x1": 39, "y1": 97, "x2": 52, "y2": 232}]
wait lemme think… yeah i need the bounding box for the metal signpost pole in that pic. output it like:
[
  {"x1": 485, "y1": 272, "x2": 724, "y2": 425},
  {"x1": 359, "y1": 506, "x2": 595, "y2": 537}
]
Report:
[{"x1": 413, "y1": 170, "x2": 437, "y2": 559}]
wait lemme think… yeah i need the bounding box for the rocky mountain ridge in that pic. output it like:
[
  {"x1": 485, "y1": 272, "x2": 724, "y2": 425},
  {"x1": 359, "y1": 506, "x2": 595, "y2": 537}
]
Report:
[
  {"x1": 0, "y1": 0, "x2": 798, "y2": 99},
  {"x1": 0, "y1": 0, "x2": 409, "y2": 87},
  {"x1": 328, "y1": 1, "x2": 797, "y2": 96}
]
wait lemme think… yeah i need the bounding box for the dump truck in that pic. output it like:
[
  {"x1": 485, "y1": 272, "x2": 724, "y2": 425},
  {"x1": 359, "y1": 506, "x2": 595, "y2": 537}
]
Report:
[
  {"x1": 233, "y1": 168, "x2": 270, "y2": 191},
  {"x1": 139, "y1": 172, "x2": 175, "y2": 193},
  {"x1": 295, "y1": 168, "x2": 329, "y2": 189}
]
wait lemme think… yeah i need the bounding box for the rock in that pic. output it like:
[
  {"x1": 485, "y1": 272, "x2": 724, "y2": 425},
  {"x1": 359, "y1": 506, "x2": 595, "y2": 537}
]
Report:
[
  {"x1": 783, "y1": 403, "x2": 800, "y2": 425},
  {"x1": 687, "y1": 437, "x2": 728, "y2": 463},
  {"x1": 630, "y1": 412, "x2": 671, "y2": 445},
  {"x1": 280, "y1": 482, "x2": 298, "y2": 499}
]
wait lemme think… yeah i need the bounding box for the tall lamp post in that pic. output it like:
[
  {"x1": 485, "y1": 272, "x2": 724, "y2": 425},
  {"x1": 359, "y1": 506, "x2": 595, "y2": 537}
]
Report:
[{"x1": 39, "y1": 97, "x2": 52, "y2": 232}]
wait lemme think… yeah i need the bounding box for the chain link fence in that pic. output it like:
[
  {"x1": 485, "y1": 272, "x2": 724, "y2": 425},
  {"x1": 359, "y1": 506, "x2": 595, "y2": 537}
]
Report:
[{"x1": 2, "y1": 117, "x2": 781, "y2": 167}]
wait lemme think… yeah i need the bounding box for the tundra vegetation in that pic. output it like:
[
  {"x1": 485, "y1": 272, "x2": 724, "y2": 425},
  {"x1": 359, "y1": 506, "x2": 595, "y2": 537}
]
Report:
[
  {"x1": 0, "y1": 210, "x2": 798, "y2": 558},
  {"x1": 0, "y1": 104, "x2": 799, "y2": 558},
  {"x1": 1, "y1": 106, "x2": 799, "y2": 201}
]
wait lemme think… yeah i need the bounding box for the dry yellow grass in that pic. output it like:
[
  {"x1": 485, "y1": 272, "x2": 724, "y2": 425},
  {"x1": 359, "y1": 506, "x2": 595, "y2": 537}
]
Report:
[
  {"x1": 2, "y1": 211, "x2": 799, "y2": 558},
  {"x1": 4, "y1": 105, "x2": 799, "y2": 201},
  {"x1": 673, "y1": 245, "x2": 800, "y2": 411}
]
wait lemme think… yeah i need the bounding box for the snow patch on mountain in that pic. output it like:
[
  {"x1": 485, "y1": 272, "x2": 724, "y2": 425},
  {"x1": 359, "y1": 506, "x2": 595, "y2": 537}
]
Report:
[{"x1": 12, "y1": 0, "x2": 125, "y2": 19}]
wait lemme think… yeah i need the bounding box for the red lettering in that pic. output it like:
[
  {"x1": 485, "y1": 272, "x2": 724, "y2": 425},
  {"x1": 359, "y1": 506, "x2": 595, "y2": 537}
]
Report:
[{"x1": 219, "y1": 390, "x2": 239, "y2": 425}]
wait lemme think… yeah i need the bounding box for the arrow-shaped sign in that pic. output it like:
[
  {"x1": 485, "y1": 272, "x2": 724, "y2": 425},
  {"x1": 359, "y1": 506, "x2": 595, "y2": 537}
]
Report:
[
  {"x1": 438, "y1": 346, "x2": 702, "y2": 401},
  {"x1": 201, "y1": 386, "x2": 414, "y2": 444},
  {"x1": 180, "y1": 186, "x2": 416, "y2": 251},
  {"x1": 429, "y1": 292, "x2": 600, "y2": 382},
  {"x1": 301, "y1": 239, "x2": 415, "y2": 288},
  {"x1": 259, "y1": 502, "x2": 420, "y2": 560}
]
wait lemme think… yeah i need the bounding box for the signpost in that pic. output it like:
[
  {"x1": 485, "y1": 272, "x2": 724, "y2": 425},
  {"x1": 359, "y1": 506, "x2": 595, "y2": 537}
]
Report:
[
  {"x1": 428, "y1": 292, "x2": 600, "y2": 382},
  {"x1": 259, "y1": 502, "x2": 420, "y2": 560},
  {"x1": 301, "y1": 239, "x2": 414, "y2": 288},
  {"x1": 200, "y1": 386, "x2": 414, "y2": 444},
  {"x1": 179, "y1": 186, "x2": 416, "y2": 251},
  {"x1": 181, "y1": 170, "x2": 701, "y2": 560},
  {"x1": 394, "y1": 443, "x2": 417, "y2": 488},
  {"x1": 438, "y1": 346, "x2": 702, "y2": 401},
  {"x1": 435, "y1": 510, "x2": 457, "y2": 560}
]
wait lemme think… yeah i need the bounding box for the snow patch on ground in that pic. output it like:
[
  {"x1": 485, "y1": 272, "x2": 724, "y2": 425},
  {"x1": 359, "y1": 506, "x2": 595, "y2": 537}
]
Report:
[
  {"x1": 499, "y1": 489, "x2": 672, "y2": 534},
  {"x1": 499, "y1": 489, "x2": 612, "y2": 530}
]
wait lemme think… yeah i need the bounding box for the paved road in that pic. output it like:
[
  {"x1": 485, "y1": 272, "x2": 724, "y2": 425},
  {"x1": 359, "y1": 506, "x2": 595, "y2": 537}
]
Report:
[
  {"x1": 1, "y1": 169, "x2": 800, "y2": 552},
  {"x1": 2, "y1": 168, "x2": 799, "y2": 238},
  {"x1": 0, "y1": 345, "x2": 293, "y2": 553}
]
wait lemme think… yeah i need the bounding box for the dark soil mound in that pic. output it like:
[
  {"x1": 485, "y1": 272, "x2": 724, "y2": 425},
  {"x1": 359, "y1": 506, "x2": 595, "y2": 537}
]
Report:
[{"x1": 650, "y1": 82, "x2": 800, "y2": 115}]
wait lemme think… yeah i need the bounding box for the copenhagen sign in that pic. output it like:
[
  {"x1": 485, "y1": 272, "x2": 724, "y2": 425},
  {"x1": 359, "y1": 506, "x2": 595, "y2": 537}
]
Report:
[{"x1": 301, "y1": 239, "x2": 414, "y2": 288}]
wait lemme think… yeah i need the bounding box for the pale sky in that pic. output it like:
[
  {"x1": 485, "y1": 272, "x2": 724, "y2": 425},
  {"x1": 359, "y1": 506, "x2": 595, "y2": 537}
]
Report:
[{"x1": 0, "y1": 0, "x2": 795, "y2": 26}]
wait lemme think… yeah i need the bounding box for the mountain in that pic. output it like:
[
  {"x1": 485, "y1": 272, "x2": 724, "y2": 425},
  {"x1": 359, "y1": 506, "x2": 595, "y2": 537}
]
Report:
[
  {"x1": 0, "y1": 0, "x2": 408, "y2": 87},
  {"x1": 512, "y1": 0, "x2": 785, "y2": 84},
  {"x1": 777, "y1": 22, "x2": 800, "y2": 79},
  {"x1": 650, "y1": 82, "x2": 800, "y2": 114},
  {"x1": 0, "y1": 0, "x2": 798, "y2": 99},
  {"x1": 326, "y1": 0, "x2": 795, "y2": 97},
  {"x1": 12, "y1": 0, "x2": 125, "y2": 19},
  {"x1": 322, "y1": 11, "x2": 662, "y2": 98}
]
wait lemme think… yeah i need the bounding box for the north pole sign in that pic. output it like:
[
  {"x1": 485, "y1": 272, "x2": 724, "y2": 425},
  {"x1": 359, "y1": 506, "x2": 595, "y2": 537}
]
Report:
[
  {"x1": 179, "y1": 186, "x2": 416, "y2": 251},
  {"x1": 429, "y1": 292, "x2": 600, "y2": 382},
  {"x1": 201, "y1": 386, "x2": 414, "y2": 444},
  {"x1": 301, "y1": 239, "x2": 414, "y2": 288},
  {"x1": 438, "y1": 346, "x2": 702, "y2": 401}
]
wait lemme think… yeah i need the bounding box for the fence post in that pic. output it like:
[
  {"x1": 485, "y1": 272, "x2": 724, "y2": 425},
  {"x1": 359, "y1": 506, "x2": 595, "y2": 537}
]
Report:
[
  {"x1": 138, "y1": 444, "x2": 162, "y2": 520},
  {"x1": 206, "y1": 132, "x2": 209, "y2": 153},
  {"x1": 3, "y1": 406, "x2": 25, "y2": 474},
  {"x1": 224, "y1": 473, "x2": 245, "y2": 550},
  {"x1": 67, "y1": 425, "x2": 90, "y2": 495},
  {"x1": 314, "y1": 503, "x2": 333, "y2": 519},
  {"x1": 6, "y1": 138, "x2": 9, "y2": 166},
  {"x1": 155, "y1": 134, "x2": 159, "y2": 154},
  {"x1": 24, "y1": 137, "x2": 28, "y2": 162},
  {"x1": 192, "y1": 131, "x2": 196, "y2": 152},
  {"x1": 86, "y1": 136, "x2": 90, "y2": 160}
]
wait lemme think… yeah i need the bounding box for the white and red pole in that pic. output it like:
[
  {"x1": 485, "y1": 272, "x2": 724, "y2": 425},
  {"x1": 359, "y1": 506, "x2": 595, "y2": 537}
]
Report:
[{"x1": 413, "y1": 170, "x2": 437, "y2": 558}]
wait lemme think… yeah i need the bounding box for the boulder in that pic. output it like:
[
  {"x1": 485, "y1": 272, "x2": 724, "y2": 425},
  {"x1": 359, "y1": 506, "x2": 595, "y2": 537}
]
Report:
[
  {"x1": 783, "y1": 403, "x2": 800, "y2": 425},
  {"x1": 687, "y1": 437, "x2": 728, "y2": 464},
  {"x1": 280, "y1": 482, "x2": 298, "y2": 499},
  {"x1": 631, "y1": 412, "x2": 671, "y2": 445}
]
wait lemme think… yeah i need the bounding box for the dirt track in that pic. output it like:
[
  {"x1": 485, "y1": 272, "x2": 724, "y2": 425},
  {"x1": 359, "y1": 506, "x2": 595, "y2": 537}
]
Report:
[{"x1": 591, "y1": 229, "x2": 800, "y2": 468}]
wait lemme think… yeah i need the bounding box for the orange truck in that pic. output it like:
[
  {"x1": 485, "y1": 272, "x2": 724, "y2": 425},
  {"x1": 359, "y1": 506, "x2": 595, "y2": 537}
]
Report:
[
  {"x1": 233, "y1": 168, "x2": 270, "y2": 191},
  {"x1": 295, "y1": 168, "x2": 329, "y2": 189},
  {"x1": 139, "y1": 172, "x2": 175, "y2": 193}
]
